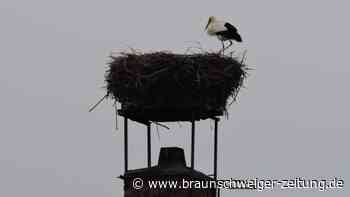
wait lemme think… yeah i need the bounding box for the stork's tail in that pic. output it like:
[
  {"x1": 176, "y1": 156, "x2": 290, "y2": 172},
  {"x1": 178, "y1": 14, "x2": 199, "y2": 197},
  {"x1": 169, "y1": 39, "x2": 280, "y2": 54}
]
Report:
[{"x1": 234, "y1": 33, "x2": 242, "y2": 42}]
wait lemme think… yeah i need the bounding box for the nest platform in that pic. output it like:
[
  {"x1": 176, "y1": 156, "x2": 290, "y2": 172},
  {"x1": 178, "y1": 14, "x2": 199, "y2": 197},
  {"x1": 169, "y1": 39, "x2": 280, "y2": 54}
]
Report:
[{"x1": 106, "y1": 51, "x2": 247, "y2": 123}]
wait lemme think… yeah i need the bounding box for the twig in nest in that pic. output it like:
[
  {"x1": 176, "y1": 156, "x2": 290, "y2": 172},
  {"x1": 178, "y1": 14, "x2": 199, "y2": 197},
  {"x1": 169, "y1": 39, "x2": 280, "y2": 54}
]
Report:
[
  {"x1": 241, "y1": 50, "x2": 247, "y2": 64},
  {"x1": 155, "y1": 124, "x2": 160, "y2": 140},
  {"x1": 184, "y1": 41, "x2": 205, "y2": 54},
  {"x1": 88, "y1": 94, "x2": 108, "y2": 112},
  {"x1": 151, "y1": 121, "x2": 170, "y2": 130},
  {"x1": 142, "y1": 66, "x2": 170, "y2": 79},
  {"x1": 114, "y1": 102, "x2": 118, "y2": 130}
]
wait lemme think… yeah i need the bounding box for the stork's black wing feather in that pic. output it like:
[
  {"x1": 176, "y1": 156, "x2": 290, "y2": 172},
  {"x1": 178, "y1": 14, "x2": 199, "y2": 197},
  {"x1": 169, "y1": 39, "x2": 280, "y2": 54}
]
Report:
[
  {"x1": 224, "y1": 23, "x2": 238, "y2": 32},
  {"x1": 216, "y1": 22, "x2": 242, "y2": 42}
]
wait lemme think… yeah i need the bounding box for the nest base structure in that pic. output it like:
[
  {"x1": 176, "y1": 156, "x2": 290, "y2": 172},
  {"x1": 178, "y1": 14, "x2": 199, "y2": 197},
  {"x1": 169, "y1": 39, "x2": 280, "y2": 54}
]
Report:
[
  {"x1": 106, "y1": 52, "x2": 246, "y2": 123},
  {"x1": 118, "y1": 105, "x2": 223, "y2": 124}
]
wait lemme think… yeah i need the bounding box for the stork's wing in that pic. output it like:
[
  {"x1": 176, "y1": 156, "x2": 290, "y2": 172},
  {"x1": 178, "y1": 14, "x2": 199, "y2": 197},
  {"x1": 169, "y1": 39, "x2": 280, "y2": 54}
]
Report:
[{"x1": 224, "y1": 23, "x2": 238, "y2": 32}]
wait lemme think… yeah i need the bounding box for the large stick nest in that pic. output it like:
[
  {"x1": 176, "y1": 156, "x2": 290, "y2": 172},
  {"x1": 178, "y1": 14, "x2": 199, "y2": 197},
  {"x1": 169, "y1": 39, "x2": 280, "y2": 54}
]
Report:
[{"x1": 106, "y1": 51, "x2": 247, "y2": 122}]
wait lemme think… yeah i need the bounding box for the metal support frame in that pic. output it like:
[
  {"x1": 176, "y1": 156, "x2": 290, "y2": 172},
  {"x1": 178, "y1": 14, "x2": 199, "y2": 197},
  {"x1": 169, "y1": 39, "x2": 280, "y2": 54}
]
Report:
[
  {"x1": 123, "y1": 115, "x2": 221, "y2": 196},
  {"x1": 214, "y1": 118, "x2": 218, "y2": 180},
  {"x1": 213, "y1": 118, "x2": 220, "y2": 197},
  {"x1": 124, "y1": 117, "x2": 152, "y2": 172},
  {"x1": 147, "y1": 123, "x2": 151, "y2": 168},
  {"x1": 124, "y1": 117, "x2": 128, "y2": 173},
  {"x1": 190, "y1": 120, "x2": 195, "y2": 169},
  {"x1": 124, "y1": 115, "x2": 221, "y2": 197}
]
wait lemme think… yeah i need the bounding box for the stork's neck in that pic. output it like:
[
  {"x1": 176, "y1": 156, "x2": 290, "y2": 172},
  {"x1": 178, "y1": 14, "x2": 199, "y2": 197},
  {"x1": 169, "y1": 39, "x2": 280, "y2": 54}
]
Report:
[
  {"x1": 210, "y1": 17, "x2": 218, "y2": 23},
  {"x1": 206, "y1": 20, "x2": 220, "y2": 36},
  {"x1": 207, "y1": 25, "x2": 217, "y2": 36}
]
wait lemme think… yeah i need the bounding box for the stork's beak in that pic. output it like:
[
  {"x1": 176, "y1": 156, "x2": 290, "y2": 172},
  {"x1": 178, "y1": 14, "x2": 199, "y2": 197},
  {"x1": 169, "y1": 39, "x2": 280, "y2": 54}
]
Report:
[
  {"x1": 204, "y1": 20, "x2": 210, "y2": 31},
  {"x1": 205, "y1": 18, "x2": 211, "y2": 30}
]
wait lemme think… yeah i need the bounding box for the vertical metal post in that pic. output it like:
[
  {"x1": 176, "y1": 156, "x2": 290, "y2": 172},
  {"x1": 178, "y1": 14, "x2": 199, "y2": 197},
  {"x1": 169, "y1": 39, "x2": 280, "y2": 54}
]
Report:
[
  {"x1": 147, "y1": 123, "x2": 151, "y2": 168},
  {"x1": 191, "y1": 120, "x2": 195, "y2": 169},
  {"x1": 124, "y1": 117, "x2": 128, "y2": 173},
  {"x1": 214, "y1": 118, "x2": 218, "y2": 180},
  {"x1": 214, "y1": 118, "x2": 220, "y2": 197}
]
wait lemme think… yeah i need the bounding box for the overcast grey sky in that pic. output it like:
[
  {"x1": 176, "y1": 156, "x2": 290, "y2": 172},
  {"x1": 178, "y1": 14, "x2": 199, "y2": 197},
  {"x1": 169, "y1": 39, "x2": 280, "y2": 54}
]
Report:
[{"x1": 0, "y1": 0, "x2": 348, "y2": 196}]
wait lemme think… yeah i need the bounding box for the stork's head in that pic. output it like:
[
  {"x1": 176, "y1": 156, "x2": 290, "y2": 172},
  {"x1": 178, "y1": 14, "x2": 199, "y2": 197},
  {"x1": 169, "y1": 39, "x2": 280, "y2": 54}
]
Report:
[{"x1": 205, "y1": 16, "x2": 216, "y2": 30}]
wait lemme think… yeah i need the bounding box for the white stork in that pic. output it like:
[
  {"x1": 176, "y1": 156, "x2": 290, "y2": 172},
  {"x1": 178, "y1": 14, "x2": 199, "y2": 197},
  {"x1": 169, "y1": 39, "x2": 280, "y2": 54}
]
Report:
[{"x1": 205, "y1": 16, "x2": 242, "y2": 54}]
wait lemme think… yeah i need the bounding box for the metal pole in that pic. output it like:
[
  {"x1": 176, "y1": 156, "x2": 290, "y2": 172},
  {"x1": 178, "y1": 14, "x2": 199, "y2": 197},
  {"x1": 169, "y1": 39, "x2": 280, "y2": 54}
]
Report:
[
  {"x1": 214, "y1": 119, "x2": 218, "y2": 180},
  {"x1": 214, "y1": 118, "x2": 218, "y2": 180},
  {"x1": 147, "y1": 123, "x2": 151, "y2": 168},
  {"x1": 214, "y1": 118, "x2": 219, "y2": 197},
  {"x1": 191, "y1": 120, "x2": 195, "y2": 169},
  {"x1": 124, "y1": 117, "x2": 128, "y2": 173}
]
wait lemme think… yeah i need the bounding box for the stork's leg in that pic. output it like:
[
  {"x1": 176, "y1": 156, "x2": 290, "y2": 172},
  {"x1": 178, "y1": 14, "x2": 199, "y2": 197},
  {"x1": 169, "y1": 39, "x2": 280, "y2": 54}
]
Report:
[
  {"x1": 219, "y1": 40, "x2": 226, "y2": 55},
  {"x1": 220, "y1": 41, "x2": 225, "y2": 55}
]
